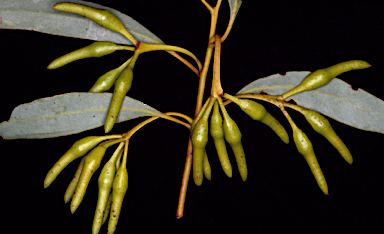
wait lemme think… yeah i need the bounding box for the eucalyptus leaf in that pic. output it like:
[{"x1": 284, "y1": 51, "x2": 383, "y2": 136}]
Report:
[
  {"x1": 228, "y1": 0, "x2": 242, "y2": 20},
  {"x1": 0, "y1": 93, "x2": 162, "y2": 139},
  {"x1": 237, "y1": 71, "x2": 384, "y2": 133},
  {"x1": 0, "y1": 0, "x2": 164, "y2": 45}
]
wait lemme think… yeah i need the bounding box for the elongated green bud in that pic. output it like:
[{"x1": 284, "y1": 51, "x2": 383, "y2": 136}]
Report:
[
  {"x1": 64, "y1": 157, "x2": 85, "y2": 203},
  {"x1": 225, "y1": 94, "x2": 289, "y2": 144},
  {"x1": 53, "y1": 3, "x2": 137, "y2": 44},
  {"x1": 89, "y1": 58, "x2": 132, "y2": 92},
  {"x1": 108, "y1": 157, "x2": 128, "y2": 234},
  {"x1": 260, "y1": 114, "x2": 289, "y2": 143},
  {"x1": 191, "y1": 98, "x2": 216, "y2": 186},
  {"x1": 93, "y1": 162, "x2": 115, "y2": 234},
  {"x1": 292, "y1": 125, "x2": 328, "y2": 195},
  {"x1": 71, "y1": 144, "x2": 108, "y2": 213},
  {"x1": 302, "y1": 109, "x2": 352, "y2": 164},
  {"x1": 210, "y1": 101, "x2": 232, "y2": 178},
  {"x1": 218, "y1": 99, "x2": 247, "y2": 181},
  {"x1": 102, "y1": 148, "x2": 123, "y2": 226},
  {"x1": 48, "y1": 41, "x2": 125, "y2": 69},
  {"x1": 203, "y1": 151, "x2": 212, "y2": 181},
  {"x1": 192, "y1": 122, "x2": 209, "y2": 185},
  {"x1": 102, "y1": 193, "x2": 113, "y2": 225},
  {"x1": 93, "y1": 143, "x2": 124, "y2": 234},
  {"x1": 281, "y1": 60, "x2": 370, "y2": 99},
  {"x1": 44, "y1": 136, "x2": 118, "y2": 188},
  {"x1": 104, "y1": 67, "x2": 134, "y2": 133}
]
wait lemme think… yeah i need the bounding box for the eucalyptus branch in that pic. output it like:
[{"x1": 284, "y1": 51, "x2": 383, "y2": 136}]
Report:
[{"x1": 0, "y1": 1, "x2": 378, "y2": 233}]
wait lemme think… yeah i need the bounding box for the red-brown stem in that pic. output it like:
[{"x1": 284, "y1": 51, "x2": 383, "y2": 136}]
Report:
[
  {"x1": 175, "y1": 44, "x2": 214, "y2": 219},
  {"x1": 211, "y1": 35, "x2": 223, "y2": 97},
  {"x1": 175, "y1": 138, "x2": 193, "y2": 218},
  {"x1": 194, "y1": 45, "x2": 214, "y2": 116},
  {"x1": 176, "y1": 0, "x2": 222, "y2": 219}
]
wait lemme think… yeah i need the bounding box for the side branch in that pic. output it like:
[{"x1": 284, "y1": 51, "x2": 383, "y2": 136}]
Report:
[
  {"x1": 175, "y1": 138, "x2": 193, "y2": 219},
  {"x1": 123, "y1": 113, "x2": 191, "y2": 139},
  {"x1": 211, "y1": 35, "x2": 223, "y2": 97},
  {"x1": 167, "y1": 51, "x2": 200, "y2": 76},
  {"x1": 137, "y1": 43, "x2": 202, "y2": 71},
  {"x1": 226, "y1": 93, "x2": 284, "y2": 108}
]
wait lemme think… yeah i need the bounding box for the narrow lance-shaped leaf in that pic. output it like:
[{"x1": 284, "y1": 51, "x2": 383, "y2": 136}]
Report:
[
  {"x1": 0, "y1": 93, "x2": 162, "y2": 139},
  {"x1": 0, "y1": 0, "x2": 164, "y2": 45},
  {"x1": 237, "y1": 71, "x2": 384, "y2": 133}
]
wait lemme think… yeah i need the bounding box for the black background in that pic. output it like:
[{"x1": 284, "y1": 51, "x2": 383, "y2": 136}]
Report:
[{"x1": 1, "y1": 0, "x2": 384, "y2": 233}]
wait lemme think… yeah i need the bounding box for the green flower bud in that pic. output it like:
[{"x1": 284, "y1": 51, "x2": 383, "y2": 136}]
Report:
[
  {"x1": 44, "y1": 136, "x2": 118, "y2": 188},
  {"x1": 218, "y1": 99, "x2": 247, "y2": 181},
  {"x1": 104, "y1": 67, "x2": 134, "y2": 133},
  {"x1": 53, "y1": 3, "x2": 137, "y2": 44},
  {"x1": 302, "y1": 109, "x2": 352, "y2": 164},
  {"x1": 292, "y1": 125, "x2": 328, "y2": 195},
  {"x1": 48, "y1": 41, "x2": 125, "y2": 69},
  {"x1": 191, "y1": 98, "x2": 215, "y2": 186},
  {"x1": 226, "y1": 95, "x2": 289, "y2": 144},
  {"x1": 71, "y1": 144, "x2": 108, "y2": 213},
  {"x1": 210, "y1": 101, "x2": 232, "y2": 178},
  {"x1": 281, "y1": 60, "x2": 370, "y2": 99}
]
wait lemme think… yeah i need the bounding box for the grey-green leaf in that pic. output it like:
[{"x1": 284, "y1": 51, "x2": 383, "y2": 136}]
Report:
[
  {"x1": 228, "y1": 0, "x2": 242, "y2": 20},
  {"x1": 0, "y1": 0, "x2": 164, "y2": 45},
  {"x1": 0, "y1": 93, "x2": 162, "y2": 139},
  {"x1": 237, "y1": 71, "x2": 384, "y2": 134}
]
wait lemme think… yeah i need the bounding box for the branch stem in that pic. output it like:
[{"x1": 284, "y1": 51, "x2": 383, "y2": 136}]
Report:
[
  {"x1": 121, "y1": 46, "x2": 135, "y2": 51},
  {"x1": 122, "y1": 113, "x2": 191, "y2": 139},
  {"x1": 221, "y1": 16, "x2": 235, "y2": 43},
  {"x1": 101, "y1": 138, "x2": 127, "y2": 148},
  {"x1": 211, "y1": 35, "x2": 223, "y2": 97},
  {"x1": 208, "y1": 0, "x2": 222, "y2": 40},
  {"x1": 280, "y1": 107, "x2": 297, "y2": 130},
  {"x1": 201, "y1": 0, "x2": 213, "y2": 12},
  {"x1": 165, "y1": 112, "x2": 193, "y2": 124},
  {"x1": 176, "y1": 0, "x2": 223, "y2": 219},
  {"x1": 194, "y1": 45, "x2": 214, "y2": 116},
  {"x1": 231, "y1": 93, "x2": 284, "y2": 108},
  {"x1": 167, "y1": 51, "x2": 200, "y2": 75},
  {"x1": 175, "y1": 138, "x2": 193, "y2": 219},
  {"x1": 136, "y1": 43, "x2": 202, "y2": 71},
  {"x1": 284, "y1": 102, "x2": 307, "y2": 114}
]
